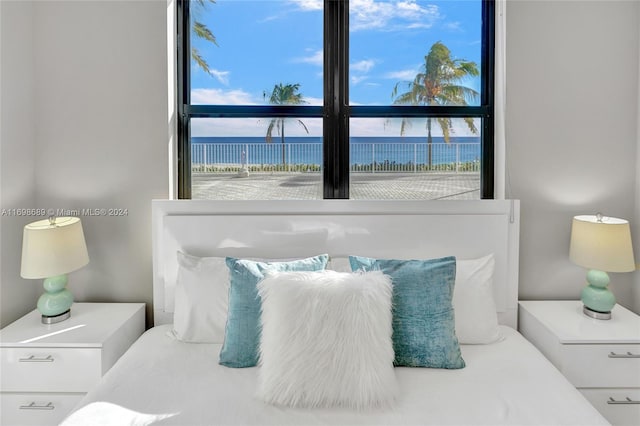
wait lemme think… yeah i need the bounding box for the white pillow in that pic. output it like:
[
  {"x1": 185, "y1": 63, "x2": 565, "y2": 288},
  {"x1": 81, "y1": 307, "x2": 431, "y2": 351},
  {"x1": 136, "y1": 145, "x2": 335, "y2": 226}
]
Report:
[
  {"x1": 257, "y1": 270, "x2": 397, "y2": 409},
  {"x1": 326, "y1": 256, "x2": 351, "y2": 272},
  {"x1": 453, "y1": 254, "x2": 502, "y2": 344},
  {"x1": 173, "y1": 251, "x2": 229, "y2": 343}
]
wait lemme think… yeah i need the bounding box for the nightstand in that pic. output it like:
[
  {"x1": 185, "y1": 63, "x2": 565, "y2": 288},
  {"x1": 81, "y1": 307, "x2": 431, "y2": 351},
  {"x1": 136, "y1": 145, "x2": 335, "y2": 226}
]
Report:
[
  {"x1": 0, "y1": 303, "x2": 145, "y2": 426},
  {"x1": 519, "y1": 300, "x2": 640, "y2": 426}
]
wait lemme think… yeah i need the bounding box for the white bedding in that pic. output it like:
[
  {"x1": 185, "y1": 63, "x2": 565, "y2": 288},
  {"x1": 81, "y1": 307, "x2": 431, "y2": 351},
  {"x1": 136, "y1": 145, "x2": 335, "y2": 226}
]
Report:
[{"x1": 64, "y1": 325, "x2": 608, "y2": 426}]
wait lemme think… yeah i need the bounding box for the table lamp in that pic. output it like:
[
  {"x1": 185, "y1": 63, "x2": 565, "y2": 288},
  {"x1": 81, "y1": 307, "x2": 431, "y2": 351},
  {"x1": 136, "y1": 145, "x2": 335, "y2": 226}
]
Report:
[
  {"x1": 21, "y1": 216, "x2": 89, "y2": 324},
  {"x1": 569, "y1": 214, "x2": 635, "y2": 320}
]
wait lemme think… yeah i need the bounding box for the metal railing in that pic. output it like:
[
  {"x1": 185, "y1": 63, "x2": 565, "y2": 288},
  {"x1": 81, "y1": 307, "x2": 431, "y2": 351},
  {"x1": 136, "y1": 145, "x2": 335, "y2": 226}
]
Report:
[{"x1": 191, "y1": 142, "x2": 480, "y2": 173}]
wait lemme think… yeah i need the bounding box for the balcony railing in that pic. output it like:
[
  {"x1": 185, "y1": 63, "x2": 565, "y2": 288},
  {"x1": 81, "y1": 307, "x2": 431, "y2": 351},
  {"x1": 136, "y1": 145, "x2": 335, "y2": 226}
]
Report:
[{"x1": 191, "y1": 142, "x2": 480, "y2": 173}]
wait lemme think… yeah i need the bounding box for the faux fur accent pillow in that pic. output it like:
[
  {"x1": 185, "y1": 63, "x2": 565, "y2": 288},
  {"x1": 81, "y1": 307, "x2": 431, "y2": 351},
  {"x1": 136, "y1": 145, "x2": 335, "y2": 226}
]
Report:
[{"x1": 257, "y1": 270, "x2": 397, "y2": 409}]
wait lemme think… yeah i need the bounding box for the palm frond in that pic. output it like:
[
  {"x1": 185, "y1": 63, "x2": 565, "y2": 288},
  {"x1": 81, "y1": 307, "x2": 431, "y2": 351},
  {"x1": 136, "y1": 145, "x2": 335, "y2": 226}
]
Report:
[
  {"x1": 192, "y1": 0, "x2": 216, "y2": 16},
  {"x1": 463, "y1": 117, "x2": 478, "y2": 134},
  {"x1": 453, "y1": 60, "x2": 479, "y2": 78},
  {"x1": 435, "y1": 86, "x2": 475, "y2": 106},
  {"x1": 190, "y1": 1, "x2": 217, "y2": 75},
  {"x1": 193, "y1": 21, "x2": 217, "y2": 45},
  {"x1": 437, "y1": 117, "x2": 452, "y2": 143},
  {"x1": 390, "y1": 41, "x2": 481, "y2": 140},
  {"x1": 439, "y1": 85, "x2": 480, "y2": 105},
  {"x1": 296, "y1": 119, "x2": 310, "y2": 134},
  {"x1": 191, "y1": 47, "x2": 211, "y2": 75}
]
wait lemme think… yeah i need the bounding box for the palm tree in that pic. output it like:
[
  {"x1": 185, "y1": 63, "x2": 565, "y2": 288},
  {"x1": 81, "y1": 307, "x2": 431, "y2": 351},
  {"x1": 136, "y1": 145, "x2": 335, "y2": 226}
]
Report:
[
  {"x1": 264, "y1": 83, "x2": 309, "y2": 166},
  {"x1": 191, "y1": 0, "x2": 218, "y2": 75},
  {"x1": 392, "y1": 41, "x2": 479, "y2": 170}
]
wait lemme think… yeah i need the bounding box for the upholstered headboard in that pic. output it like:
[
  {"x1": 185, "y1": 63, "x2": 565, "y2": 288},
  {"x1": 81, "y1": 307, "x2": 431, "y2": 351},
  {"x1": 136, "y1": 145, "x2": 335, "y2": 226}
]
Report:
[{"x1": 152, "y1": 200, "x2": 520, "y2": 328}]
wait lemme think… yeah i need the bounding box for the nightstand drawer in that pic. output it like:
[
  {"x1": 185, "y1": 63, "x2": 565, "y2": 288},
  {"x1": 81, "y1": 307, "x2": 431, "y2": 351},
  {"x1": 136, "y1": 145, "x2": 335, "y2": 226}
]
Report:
[
  {"x1": 1, "y1": 347, "x2": 102, "y2": 392},
  {"x1": 562, "y1": 344, "x2": 640, "y2": 388},
  {"x1": 1, "y1": 392, "x2": 84, "y2": 426},
  {"x1": 580, "y1": 388, "x2": 640, "y2": 426}
]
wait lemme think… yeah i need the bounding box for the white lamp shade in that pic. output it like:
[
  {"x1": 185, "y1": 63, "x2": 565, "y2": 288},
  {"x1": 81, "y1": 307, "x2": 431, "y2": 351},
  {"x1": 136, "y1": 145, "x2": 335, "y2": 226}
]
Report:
[
  {"x1": 569, "y1": 215, "x2": 635, "y2": 273},
  {"x1": 21, "y1": 217, "x2": 89, "y2": 279}
]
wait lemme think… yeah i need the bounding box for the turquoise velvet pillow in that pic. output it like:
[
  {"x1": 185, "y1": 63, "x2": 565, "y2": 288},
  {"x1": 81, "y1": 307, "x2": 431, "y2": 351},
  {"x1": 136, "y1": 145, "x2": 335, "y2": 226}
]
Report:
[
  {"x1": 349, "y1": 255, "x2": 465, "y2": 369},
  {"x1": 220, "y1": 254, "x2": 329, "y2": 368}
]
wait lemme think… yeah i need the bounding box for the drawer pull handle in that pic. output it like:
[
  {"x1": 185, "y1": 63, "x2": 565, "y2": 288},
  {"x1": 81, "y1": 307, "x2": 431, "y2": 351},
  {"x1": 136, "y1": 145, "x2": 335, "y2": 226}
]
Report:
[
  {"x1": 607, "y1": 397, "x2": 640, "y2": 405},
  {"x1": 18, "y1": 355, "x2": 54, "y2": 363},
  {"x1": 608, "y1": 351, "x2": 640, "y2": 359},
  {"x1": 19, "y1": 402, "x2": 55, "y2": 410}
]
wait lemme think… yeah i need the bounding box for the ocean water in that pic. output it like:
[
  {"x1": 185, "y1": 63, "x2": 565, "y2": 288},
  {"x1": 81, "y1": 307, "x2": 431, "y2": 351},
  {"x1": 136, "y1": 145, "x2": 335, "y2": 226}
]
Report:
[{"x1": 191, "y1": 136, "x2": 480, "y2": 166}]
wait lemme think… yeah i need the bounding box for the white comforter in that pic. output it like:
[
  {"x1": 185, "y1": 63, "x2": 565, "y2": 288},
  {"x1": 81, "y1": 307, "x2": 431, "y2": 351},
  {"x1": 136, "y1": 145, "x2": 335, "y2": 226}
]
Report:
[{"x1": 63, "y1": 325, "x2": 608, "y2": 426}]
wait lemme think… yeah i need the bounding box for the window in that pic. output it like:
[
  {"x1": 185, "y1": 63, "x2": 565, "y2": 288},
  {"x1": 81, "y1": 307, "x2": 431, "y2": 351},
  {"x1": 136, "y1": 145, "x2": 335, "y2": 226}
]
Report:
[{"x1": 178, "y1": 0, "x2": 494, "y2": 199}]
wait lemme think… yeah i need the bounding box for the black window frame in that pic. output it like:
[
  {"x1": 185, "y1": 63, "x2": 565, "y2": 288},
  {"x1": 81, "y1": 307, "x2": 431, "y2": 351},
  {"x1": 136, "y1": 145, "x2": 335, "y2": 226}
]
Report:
[{"x1": 177, "y1": 0, "x2": 495, "y2": 199}]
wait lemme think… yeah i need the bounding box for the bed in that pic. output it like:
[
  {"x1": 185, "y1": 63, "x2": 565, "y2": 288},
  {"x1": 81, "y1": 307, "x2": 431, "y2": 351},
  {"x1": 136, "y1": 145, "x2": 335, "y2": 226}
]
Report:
[{"x1": 62, "y1": 199, "x2": 609, "y2": 426}]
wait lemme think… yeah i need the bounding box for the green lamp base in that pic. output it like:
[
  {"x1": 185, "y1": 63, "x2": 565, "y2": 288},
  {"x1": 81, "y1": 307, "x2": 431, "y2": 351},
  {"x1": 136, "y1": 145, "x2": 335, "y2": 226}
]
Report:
[
  {"x1": 581, "y1": 269, "x2": 615, "y2": 320},
  {"x1": 37, "y1": 274, "x2": 74, "y2": 324}
]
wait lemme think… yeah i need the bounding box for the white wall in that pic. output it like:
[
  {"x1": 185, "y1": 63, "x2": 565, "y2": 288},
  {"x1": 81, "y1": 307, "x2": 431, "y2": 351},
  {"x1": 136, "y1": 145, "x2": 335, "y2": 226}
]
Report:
[
  {"x1": 32, "y1": 0, "x2": 169, "y2": 325},
  {"x1": 634, "y1": 0, "x2": 640, "y2": 313},
  {"x1": 0, "y1": 0, "x2": 169, "y2": 327},
  {"x1": 0, "y1": 0, "x2": 41, "y2": 327},
  {"x1": 507, "y1": 0, "x2": 640, "y2": 312},
  {"x1": 635, "y1": 122, "x2": 640, "y2": 312}
]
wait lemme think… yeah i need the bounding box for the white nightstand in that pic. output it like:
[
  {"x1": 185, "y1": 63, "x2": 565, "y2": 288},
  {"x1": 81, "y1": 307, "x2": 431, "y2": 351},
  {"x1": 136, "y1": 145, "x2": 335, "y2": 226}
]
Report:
[
  {"x1": 519, "y1": 300, "x2": 640, "y2": 426},
  {"x1": 0, "y1": 303, "x2": 145, "y2": 426}
]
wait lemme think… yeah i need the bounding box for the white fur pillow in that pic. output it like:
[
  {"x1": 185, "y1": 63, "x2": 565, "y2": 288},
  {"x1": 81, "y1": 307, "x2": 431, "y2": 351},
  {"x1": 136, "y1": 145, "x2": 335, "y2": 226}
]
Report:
[{"x1": 257, "y1": 270, "x2": 397, "y2": 409}]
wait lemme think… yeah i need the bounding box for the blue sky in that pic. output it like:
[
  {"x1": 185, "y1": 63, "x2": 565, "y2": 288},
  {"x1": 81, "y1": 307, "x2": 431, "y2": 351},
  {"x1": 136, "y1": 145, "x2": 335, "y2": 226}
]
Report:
[{"x1": 190, "y1": 0, "x2": 482, "y2": 137}]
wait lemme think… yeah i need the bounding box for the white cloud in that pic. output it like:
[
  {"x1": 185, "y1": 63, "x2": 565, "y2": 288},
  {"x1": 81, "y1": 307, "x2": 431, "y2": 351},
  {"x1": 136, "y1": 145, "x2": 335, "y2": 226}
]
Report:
[
  {"x1": 304, "y1": 96, "x2": 323, "y2": 106},
  {"x1": 350, "y1": 0, "x2": 440, "y2": 31},
  {"x1": 192, "y1": 115, "x2": 478, "y2": 139},
  {"x1": 351, "y1": 59, "x2": 376, "y2": 73},
  {"x1": 351, "y1": 117, "x2": 479, "y2": 138},
  {"x1": 385, "y1": 68, "x2": 419, "y2": 81},
  {"x1": 444, "y1": 21, "x2": 462, "y2": 32},
  {"x1": 350, "y1": 59, "x2": 376, "y2": 86},
  {"x1": 294, "y1": 49, "x2": 323, "y2": 67},
  {"x1": 259, "y1": 14, "x2": 281, "y2": 23},
  {"x1": 289, "y1": 0, "x2": 323, "y2": 11},
  {"x1": 397, "y1": 1, "x2": 438, "y2": 21},
  {"x1": 191, "y1": 88, "x2": 258, "y2": 105},
  {"x1": 191, "y1": 88, "x2": 321, "y2": 107},
  {"x1": 351, "y1": 75, "x2": 369, "y2": 85},
  {"x1": 191, "y1": 117, "x2": 263, "y2": 137},
  {"x1": 209, "y1": 69, "x2": 230, "y2": 85},
  {"x1": 290, "y1": 0, "x2": 440, "y2": 32},
  {"x1": 191, "y1": 117, "x2": 323, "y2": 138}
]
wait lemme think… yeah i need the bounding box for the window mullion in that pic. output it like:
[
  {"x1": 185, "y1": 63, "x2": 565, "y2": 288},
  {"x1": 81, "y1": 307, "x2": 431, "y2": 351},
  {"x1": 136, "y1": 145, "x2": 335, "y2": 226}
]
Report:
[
  {"x1": 481, "y1": 0, "x2": 495, "y2": 198},
  {"x1": 177, "y1": 0, "x2": 191, "y2": 199},
  {"x1": 350, "y1": 105, "x2": 489, "y2": 118},
  {"x1": 323, "y1": 0, "x2": 349, "y2": 199}
]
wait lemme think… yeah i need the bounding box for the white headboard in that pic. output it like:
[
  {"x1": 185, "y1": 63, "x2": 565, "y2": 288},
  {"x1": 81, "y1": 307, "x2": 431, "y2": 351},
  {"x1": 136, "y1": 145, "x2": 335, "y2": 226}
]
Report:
[{"x1": 152, "y1": 199, "x2": 520, "y2": 328}]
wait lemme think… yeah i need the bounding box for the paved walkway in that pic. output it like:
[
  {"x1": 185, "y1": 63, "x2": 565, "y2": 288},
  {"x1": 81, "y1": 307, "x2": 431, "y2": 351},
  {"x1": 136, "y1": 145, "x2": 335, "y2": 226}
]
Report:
[{"x1": 193, "y1": 172, "x2": 480, "y2": 200}]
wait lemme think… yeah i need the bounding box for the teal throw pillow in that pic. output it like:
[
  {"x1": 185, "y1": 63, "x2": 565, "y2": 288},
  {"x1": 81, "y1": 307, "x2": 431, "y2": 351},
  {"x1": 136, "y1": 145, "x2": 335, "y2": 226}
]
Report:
[
  {"x1": 220, "y1": 254, "x2": 329, "y2": 368},
  {"x1": 349, "y1": 255, "x2": 465, "y2": 369}
]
